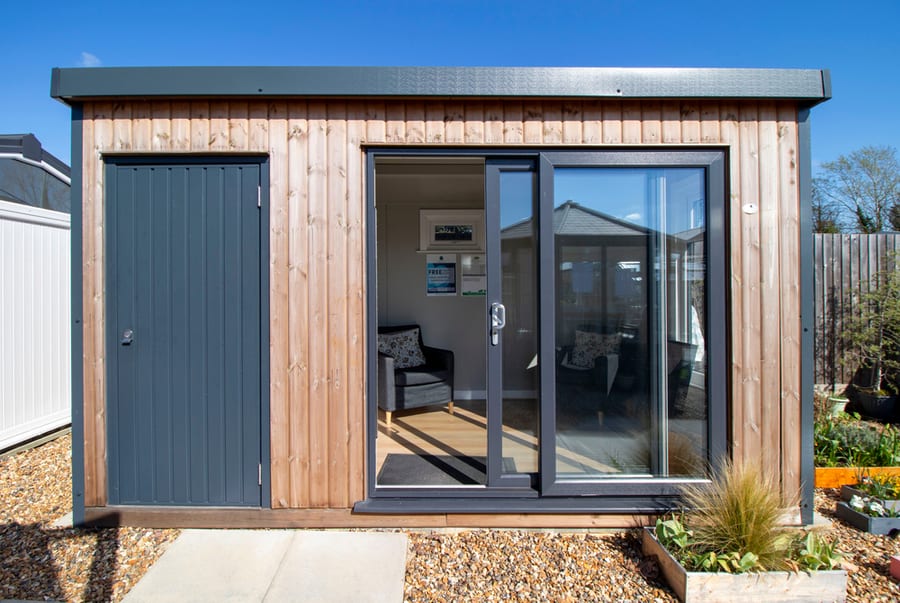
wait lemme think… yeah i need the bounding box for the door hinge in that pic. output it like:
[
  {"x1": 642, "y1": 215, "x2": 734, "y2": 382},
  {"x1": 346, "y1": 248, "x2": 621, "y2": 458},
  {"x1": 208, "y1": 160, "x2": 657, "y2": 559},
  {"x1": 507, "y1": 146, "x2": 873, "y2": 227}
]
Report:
[
  {"x1": 257, "y1": 185, "x2": 261, "y2": 208},
  {"x1": 258, "y1": 463, "x2": 262, "y2": 486}
]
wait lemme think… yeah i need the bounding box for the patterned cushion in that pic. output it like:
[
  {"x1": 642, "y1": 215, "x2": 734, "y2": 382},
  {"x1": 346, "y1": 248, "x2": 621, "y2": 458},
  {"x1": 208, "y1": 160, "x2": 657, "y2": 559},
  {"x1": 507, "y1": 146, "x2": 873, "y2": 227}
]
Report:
[
  {"x1": 568, "y1": 330, "x2": 621, "y2": 369},
  {"x1": 378, "y1": 328, "x2": 427, "y2": 369}
]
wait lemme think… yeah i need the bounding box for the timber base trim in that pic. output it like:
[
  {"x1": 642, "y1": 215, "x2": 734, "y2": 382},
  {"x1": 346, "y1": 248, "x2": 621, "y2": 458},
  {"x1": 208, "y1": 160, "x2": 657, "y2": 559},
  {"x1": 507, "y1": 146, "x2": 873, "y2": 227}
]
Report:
[{"x1": 83, "y1": 506, "x2": 654, "y2": 529}]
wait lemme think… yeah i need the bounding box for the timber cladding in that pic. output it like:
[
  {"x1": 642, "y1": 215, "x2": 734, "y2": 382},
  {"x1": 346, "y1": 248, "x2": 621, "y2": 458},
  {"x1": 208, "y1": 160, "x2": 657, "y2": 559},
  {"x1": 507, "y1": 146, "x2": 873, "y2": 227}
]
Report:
[{"x1": 79, "y1": 99, "x2": 802, "y2": 510}]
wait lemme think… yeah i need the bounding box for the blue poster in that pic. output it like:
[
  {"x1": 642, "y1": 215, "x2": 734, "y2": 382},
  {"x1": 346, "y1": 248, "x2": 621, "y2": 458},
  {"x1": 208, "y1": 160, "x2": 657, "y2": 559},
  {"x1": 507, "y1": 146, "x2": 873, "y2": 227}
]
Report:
[{"x1": 426, "y1": 254, "x2": 457, "y2": 296}]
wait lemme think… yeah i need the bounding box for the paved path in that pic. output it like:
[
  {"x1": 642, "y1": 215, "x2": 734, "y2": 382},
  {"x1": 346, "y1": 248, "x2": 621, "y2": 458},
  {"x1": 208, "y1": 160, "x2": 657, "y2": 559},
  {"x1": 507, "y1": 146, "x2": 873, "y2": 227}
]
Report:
[{"x1": 122, "y1": 529, "x2": 408, "y2": 603}]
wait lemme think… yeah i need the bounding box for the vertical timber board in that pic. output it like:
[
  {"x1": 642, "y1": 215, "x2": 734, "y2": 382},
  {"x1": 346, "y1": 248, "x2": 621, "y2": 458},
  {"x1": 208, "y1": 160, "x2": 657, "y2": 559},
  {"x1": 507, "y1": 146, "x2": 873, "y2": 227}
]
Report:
[
  {"x1": 719, "y1": 102, "x2": 744, "y2": 461},
  {"x1": 112, "y1": 102, "x2": 132, "y2": 151},
  {"x1": 170, "y1": 102, "x2": 190, "y2": 151},
  {"x1": 582, "y1": 101, "x2": 602, "y2": 144},
  {"x1": 405, "y1": 102, "x2": 425, "y2": 144},
  {"x1": 464, "y1": 103, "x2": 485, "y2": 144},
  {"x1": 346, "y1": 102, "x2": 367, "y2": 503},
  {"x1": 445, "y1": 102, "x2": 465, "y2": 144},
  {"x1": 132, "y1": 102, "x2": 151, "y2": 151},
  {"x1": 777, "y1": 105, "x2": 802, "y2": 497},
  {"x1": 602, "y1": 102, "x2": 623, "y2": 144},
  {"x1": 700, "y1": 104, "x2": 721, "y2": 143},
  {"x1": 502, "y1": 102, "x2": 524, "y2": 145},
  {"x1": 366, "y1": 102, "x2": 386, "y2": 144},
  {"x1": 640, "y1": 101, "x2": 661, "y2": 144},
  {"x1": 681, "y1": 102, "x2": 700, "y2": 143},
  {"x1": 287, "y1": 102, "x2": 310, "y2": 508},
  {"x1": 424, "y1": 102, "x2": 445, "y2": 144},
  {"x1": 78, "y1": 98, "x2": 807, "y2": 511},
  {"x1": 523, "y1": 102, "x2": 543, "y2": 144},
  {"x1": 83, "y1": 102, "x2": 103, "y2": 506},
  {"x1": 189, "y1": 102, "x2": 209, "y2": 151},
  {"x1": 758, "y1": 103, "x2": 782, "y2": 477},
  {"x1": 209, "y1": 102, "x2": 230, "y2": 151},
  {"x1": 385, "y1": 102, "x2": 406, "y2": 143},
  {"x1": 484, "y1": 101, "x2": 505, "y2": 144},
  {"x1": 562, "y1": 102, "x2": 583, "y2": 144},
  {"x1": 306, "y1": 102, "x2": 330, "y2": 507},
  {"x1": 228, "y1": 102, "x2": 249, "y2": 150},
  {"x1": 541, "y1": 103, "x2": 562, "y2": 144},
  {"x1": 739, "y1": 103, "x2": 763, "y2": 464},
  {"x1": 150, "y1": 102, "x2": 172, "y2": 152},
  {"x1": 622, "y1": 101, "x2": 641, "y2": 144},
  {"x1": 327, "y1": 103, "x2": 350, "y2": 507},
  {"x1": 268, "y1": 102, "x2": 290, "y2": 508},
  {"x1": 661, "y1": 102, "x2": 682, "y2": 144}
]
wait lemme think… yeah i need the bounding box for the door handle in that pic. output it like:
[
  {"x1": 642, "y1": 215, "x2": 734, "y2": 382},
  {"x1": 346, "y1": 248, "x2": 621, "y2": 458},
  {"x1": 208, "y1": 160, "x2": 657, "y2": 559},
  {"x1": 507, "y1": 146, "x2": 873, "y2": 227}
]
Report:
[
  {"x1": 121, "y1": 329, "x2": 134, "y2": 345},
  {"x1": 491, "y1": 303, "x2": 506, "y2": 346}
]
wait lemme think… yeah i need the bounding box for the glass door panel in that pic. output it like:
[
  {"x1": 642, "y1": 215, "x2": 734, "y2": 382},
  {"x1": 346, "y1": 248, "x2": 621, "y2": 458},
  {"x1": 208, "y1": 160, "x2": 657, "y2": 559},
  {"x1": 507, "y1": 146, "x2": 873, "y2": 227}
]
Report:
[{"x1": 551, "y1": 167, "x2": 709, "y2": 481}]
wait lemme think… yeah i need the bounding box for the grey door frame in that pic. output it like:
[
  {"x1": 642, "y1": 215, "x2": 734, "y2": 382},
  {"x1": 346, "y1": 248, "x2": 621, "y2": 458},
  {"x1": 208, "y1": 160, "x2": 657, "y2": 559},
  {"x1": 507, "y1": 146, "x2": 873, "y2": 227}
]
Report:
[
  {"x1": 104, "y1": 155, "x2": 270, "y2": 507},
  {"x1": 363, "y1": 147, "x2": 727, "y2": 507}
]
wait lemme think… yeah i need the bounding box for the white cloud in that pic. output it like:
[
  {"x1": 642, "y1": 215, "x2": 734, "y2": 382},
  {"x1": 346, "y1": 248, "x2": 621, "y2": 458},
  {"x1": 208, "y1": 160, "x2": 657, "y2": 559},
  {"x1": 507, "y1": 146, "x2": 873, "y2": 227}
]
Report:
[
  {"x1": 78, "y1": 52, "x2": 102, "y2": 67},
  {"x1": 624, "y1": 212, "x2": 642, "y2": 222}
]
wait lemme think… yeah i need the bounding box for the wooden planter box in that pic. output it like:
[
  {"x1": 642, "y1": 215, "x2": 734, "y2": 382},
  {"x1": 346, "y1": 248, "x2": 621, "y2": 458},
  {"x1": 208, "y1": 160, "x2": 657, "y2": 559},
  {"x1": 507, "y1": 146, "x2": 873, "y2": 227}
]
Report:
[
  {"x1": 642, "y1": 528, "x2": 847, "y2": 602},
  {"x1": 834, "y1": 502, "x2": 900, "y2": 535},
  {"x1": 839, "y1": 485, "x2": 900, "y2": 513},
  {"x1": 814, "y1": 466, "x2": 900, "y2": 489}
]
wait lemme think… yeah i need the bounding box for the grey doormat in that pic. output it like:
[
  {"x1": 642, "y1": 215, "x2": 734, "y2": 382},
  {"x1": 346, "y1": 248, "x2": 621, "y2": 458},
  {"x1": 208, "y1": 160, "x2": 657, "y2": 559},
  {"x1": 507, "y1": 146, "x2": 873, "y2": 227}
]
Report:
[{"x1": 376, "y1": 454, "x2": 517, "y2": 486}]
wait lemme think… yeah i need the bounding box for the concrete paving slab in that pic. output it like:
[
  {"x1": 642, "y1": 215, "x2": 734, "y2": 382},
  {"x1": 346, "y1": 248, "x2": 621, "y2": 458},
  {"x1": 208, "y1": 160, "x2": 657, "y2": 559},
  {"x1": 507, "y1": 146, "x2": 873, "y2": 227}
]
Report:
[
  {"x1": 264, "y1": 531, "x2": 408, "y2": 603},
  {"x1": 121, "y1": 529, "x2": 408, "y2": 603},
  {"x1": 122, "y1": 530, "x2": 294, "y2": 603}
]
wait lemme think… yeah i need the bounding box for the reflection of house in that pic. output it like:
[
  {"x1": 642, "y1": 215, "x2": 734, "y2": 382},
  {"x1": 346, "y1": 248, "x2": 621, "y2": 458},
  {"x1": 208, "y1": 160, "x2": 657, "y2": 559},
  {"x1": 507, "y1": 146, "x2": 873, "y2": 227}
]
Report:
[{"x1": 0, "y1": 134, "x2": 71, "y2": 451}]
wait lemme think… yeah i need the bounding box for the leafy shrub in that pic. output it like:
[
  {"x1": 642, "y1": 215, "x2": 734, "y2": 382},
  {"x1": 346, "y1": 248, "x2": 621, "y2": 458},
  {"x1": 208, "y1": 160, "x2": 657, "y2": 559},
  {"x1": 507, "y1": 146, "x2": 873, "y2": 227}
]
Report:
[
  {"x1": 856, "y1": 474, "x2": 900, "y2": 498},
  {"x1": 814, "y1": 411, "x2": 900, "y2": 467}
]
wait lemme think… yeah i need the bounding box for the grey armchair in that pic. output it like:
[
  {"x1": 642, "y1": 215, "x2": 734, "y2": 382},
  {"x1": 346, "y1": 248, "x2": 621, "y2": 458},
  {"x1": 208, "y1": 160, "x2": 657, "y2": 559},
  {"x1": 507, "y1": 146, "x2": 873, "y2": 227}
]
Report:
[{"x1": 377, "y1": 324, "x2": 454, "y2": 427}]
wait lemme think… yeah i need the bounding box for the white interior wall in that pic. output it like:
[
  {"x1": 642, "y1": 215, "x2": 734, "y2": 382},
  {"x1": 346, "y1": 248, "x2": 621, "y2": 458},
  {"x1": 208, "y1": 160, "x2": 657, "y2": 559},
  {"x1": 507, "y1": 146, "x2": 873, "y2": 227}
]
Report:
[{"x1": 375, "y1": 161, "x2": 486, "y2": 395}]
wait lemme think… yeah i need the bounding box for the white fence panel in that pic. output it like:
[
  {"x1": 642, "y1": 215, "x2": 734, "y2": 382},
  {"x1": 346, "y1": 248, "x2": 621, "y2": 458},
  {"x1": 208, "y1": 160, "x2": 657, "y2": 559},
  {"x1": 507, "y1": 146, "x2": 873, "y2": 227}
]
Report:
[{"x1": 0, "y1": 199, "x2": 70, "y2": 450}]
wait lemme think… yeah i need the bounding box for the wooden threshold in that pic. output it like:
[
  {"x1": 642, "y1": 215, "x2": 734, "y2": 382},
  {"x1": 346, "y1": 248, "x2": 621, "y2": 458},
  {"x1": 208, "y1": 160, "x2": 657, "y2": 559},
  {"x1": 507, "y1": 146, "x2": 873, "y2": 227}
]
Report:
[{"x1": 84, "y1": 506, "x2": 655, "y2": 529}]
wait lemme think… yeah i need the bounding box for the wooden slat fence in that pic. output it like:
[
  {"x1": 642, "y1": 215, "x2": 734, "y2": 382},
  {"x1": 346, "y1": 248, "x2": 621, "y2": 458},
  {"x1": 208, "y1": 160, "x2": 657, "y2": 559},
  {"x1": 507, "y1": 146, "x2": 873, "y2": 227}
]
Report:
[{"x1": 814, "y1": 233, "x2": 900, "y2": 387}]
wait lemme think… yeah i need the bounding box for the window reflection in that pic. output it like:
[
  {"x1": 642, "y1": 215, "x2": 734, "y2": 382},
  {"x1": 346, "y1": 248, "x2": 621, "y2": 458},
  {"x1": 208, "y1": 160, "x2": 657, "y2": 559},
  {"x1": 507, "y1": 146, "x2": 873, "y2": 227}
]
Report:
[{"x1": 554, "y1": 168, "x2": 708, "y2": 479}]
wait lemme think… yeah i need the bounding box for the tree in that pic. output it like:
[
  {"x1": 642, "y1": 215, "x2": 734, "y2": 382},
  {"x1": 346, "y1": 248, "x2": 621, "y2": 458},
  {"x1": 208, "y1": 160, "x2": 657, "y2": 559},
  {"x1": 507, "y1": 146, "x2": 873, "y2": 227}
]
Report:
[
  {"x1": 811, "y1": 179, "x2": 842, "y2": 232},
  {"x1": 813, "y1": 146, "x2": 900, "y2": 233}
]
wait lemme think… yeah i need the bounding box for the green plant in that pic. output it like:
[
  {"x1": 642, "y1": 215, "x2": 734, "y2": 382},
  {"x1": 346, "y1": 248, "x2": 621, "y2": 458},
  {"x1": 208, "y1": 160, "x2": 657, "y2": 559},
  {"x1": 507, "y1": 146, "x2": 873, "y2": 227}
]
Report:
[
  {"x1": 814, "y1": 411, "x2": 900, "y2": 467},
  {"x1": 841, "y1": 255, "x2": 900, "y2": 395},
  {"x1": 678, "y1": 459, "x2": 794, "y2": 570},
  {"x1": 855, "y1": 473, "x2": 900, "y2": 498},
  {"x1": 848, "y1": 494, "x2": 900, "y2": 518},
  {"x1": 654, "y1": 515, "x2": 843, "y2": 573},
  {"x1": 792, "y1": 532, "x2": 843, "y2": 571}
]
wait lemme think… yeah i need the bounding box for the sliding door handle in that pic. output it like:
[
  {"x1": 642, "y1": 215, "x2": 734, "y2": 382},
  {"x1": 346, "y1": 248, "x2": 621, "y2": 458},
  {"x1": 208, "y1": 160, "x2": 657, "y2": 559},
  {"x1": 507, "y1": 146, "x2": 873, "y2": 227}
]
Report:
[{"x1": 491, "y1": 303, "x2": 506, "y2": 346}]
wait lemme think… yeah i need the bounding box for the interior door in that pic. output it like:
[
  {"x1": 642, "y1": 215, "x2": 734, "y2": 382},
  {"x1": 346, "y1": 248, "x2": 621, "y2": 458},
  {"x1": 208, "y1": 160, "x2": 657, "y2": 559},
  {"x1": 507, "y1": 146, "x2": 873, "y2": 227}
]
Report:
[
  {"x1": 485, "y1": 159, "x2": 539, "y2": 489},
  {"x1": 106, "y1": 158, "x2": 264, "y2": 506}
]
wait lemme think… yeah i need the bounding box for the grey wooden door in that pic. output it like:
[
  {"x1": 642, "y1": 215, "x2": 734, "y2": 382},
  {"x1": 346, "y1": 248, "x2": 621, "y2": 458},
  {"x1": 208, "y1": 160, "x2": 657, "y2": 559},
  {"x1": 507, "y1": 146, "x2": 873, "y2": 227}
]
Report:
[{"x1": 106, "y1": 158, "x2": 263, "y2": 506}]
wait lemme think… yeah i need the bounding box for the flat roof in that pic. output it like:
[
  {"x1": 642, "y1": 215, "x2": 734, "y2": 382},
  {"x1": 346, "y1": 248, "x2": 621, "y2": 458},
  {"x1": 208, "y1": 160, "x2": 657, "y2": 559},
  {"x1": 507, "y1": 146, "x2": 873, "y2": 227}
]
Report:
[{"x1": 50, "y1": 66, "x2": 831, "y2": 107}]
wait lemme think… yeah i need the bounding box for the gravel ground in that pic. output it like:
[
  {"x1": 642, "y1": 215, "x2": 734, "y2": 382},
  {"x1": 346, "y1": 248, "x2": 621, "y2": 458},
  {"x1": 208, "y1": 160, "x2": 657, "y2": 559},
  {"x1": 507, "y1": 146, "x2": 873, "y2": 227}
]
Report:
[
  {"x1": 0, "y1": 433, "x2": 180, "y2": 602},
  {"x1": 3, "y1": 435, "x2": 900, "y2": 602},
  {"x1": 405, "y1": 530, "x2": 676, "y2": 602},
  {"x1": 815, "y1": 488, "x2": 900, "y2": 602}
]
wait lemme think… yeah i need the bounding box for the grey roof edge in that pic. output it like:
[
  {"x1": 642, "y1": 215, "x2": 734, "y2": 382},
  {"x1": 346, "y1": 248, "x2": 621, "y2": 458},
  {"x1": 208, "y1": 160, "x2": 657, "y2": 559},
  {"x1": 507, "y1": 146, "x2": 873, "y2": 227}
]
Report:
[
  {"x1": 50, "y1": 66, "x2": 831, "y2": 107},
  {"x1": 0, "y1": 133, "x2": 71, "y2": 177}
]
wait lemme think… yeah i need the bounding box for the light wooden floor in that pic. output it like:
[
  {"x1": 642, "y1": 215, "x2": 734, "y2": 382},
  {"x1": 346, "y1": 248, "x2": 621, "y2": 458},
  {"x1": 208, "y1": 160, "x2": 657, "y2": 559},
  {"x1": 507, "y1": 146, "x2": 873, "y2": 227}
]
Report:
[{"x1": 374, "y1": 400, "x2": 633, "y2": 485}]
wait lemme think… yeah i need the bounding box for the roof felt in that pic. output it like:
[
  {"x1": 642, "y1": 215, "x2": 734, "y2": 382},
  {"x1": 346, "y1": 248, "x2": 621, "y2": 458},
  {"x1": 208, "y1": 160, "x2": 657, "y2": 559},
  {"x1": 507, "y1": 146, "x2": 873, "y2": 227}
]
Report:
[{"x1": 50, "y1": 66, "x2": 830, "y2": 107}]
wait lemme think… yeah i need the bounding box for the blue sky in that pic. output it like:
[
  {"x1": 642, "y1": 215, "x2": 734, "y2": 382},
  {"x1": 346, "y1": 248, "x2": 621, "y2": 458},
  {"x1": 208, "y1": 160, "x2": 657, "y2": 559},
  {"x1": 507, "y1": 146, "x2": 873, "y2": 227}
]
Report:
[{"x1": 2, "y1": 0, "x2": 898, "y2": 170}]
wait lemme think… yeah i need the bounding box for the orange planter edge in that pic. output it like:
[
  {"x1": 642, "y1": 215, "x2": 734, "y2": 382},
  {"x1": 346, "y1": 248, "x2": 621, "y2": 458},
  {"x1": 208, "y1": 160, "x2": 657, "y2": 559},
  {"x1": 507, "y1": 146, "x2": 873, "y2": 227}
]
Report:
[{"x1": 815, "y1": 467, "x2": 900, "y2": 488}]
